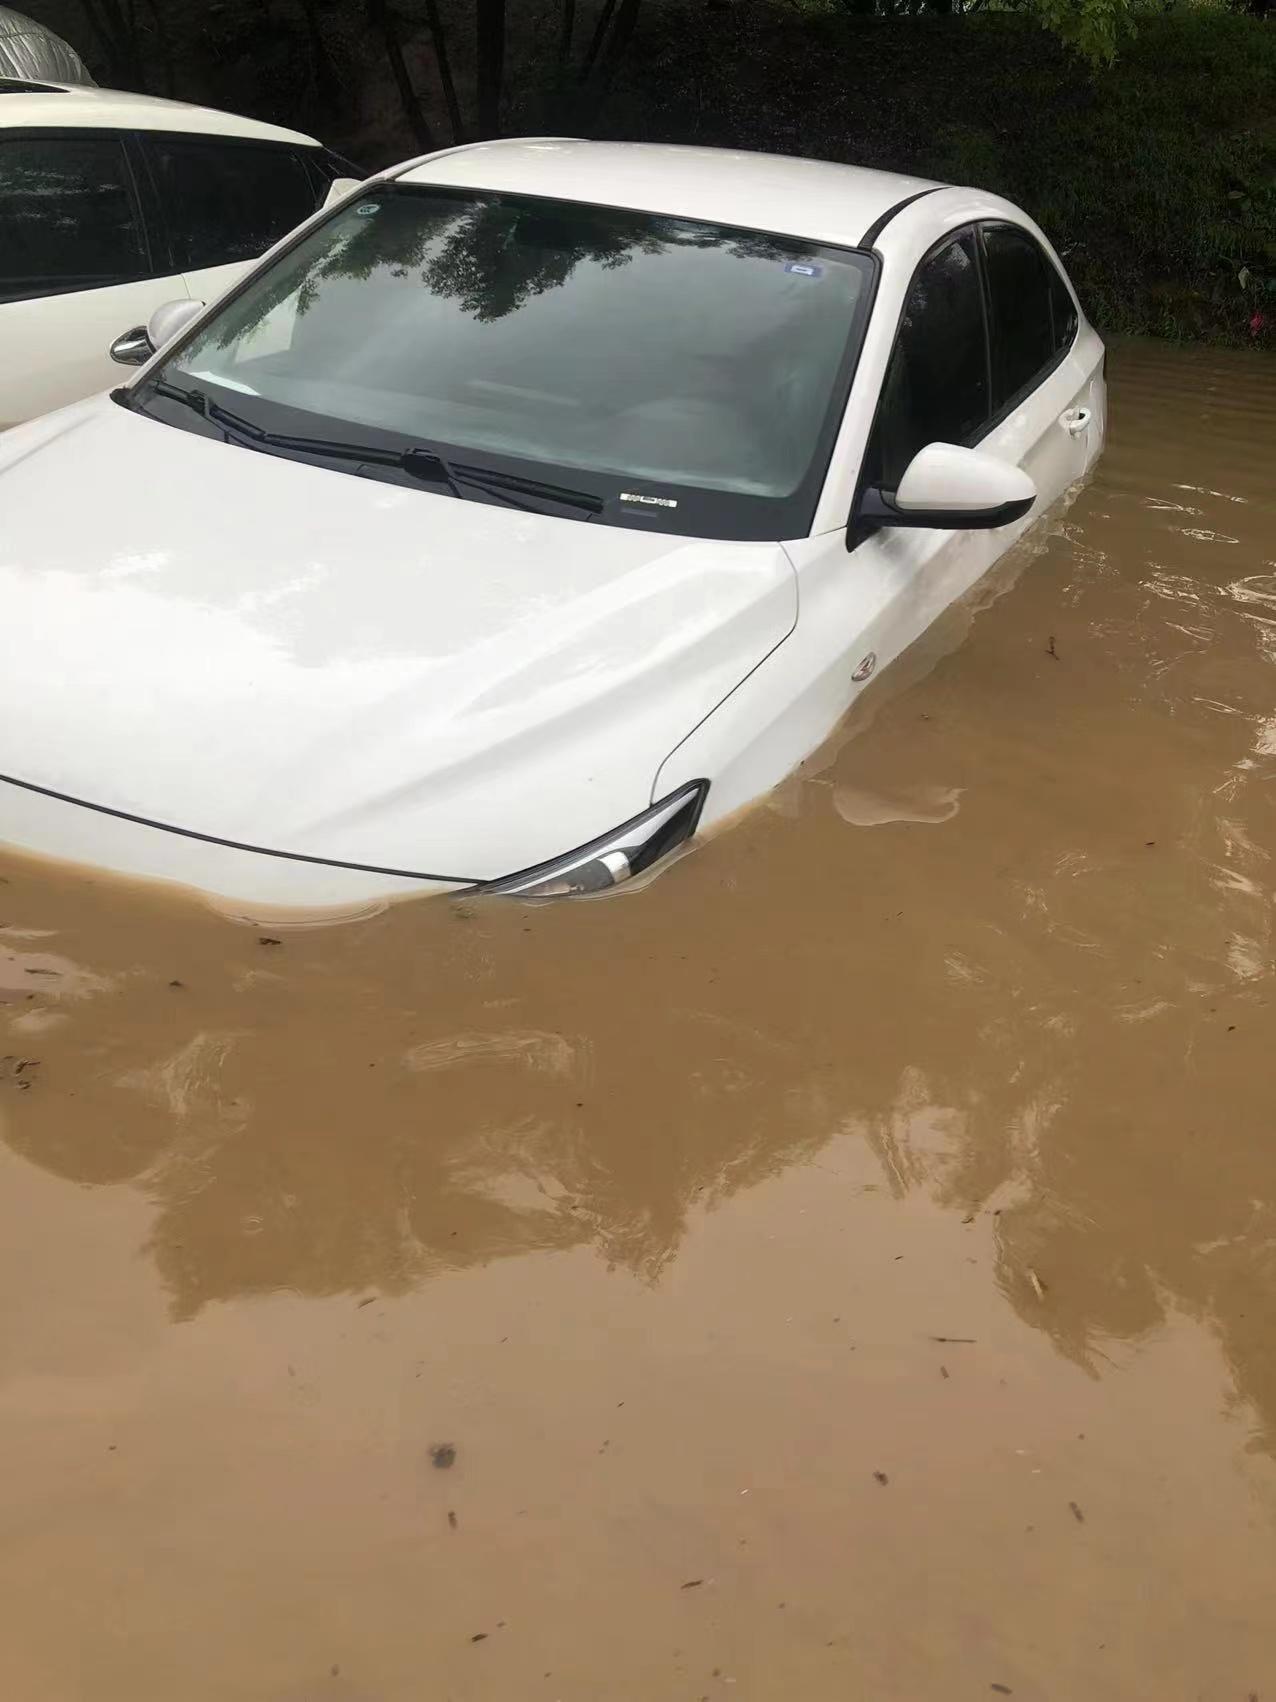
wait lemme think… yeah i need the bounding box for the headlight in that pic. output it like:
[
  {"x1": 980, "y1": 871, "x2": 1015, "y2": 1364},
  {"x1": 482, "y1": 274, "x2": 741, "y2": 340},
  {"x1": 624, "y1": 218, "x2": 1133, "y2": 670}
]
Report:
[{"x1": 480, "y1": 781, "x2": 708, "y2": 898}]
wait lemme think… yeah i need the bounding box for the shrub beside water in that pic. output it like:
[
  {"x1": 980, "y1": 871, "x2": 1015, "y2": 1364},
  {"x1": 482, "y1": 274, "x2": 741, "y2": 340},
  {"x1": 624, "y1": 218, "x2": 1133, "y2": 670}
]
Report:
[{"x1": 582, "y1": 6, "x2": 1275, "y2": 345}]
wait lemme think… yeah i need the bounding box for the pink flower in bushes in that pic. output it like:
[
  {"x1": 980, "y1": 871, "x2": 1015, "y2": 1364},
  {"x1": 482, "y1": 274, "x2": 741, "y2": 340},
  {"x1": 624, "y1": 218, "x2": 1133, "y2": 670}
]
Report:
[{"x1": 1250, "y1": 311, "x2": 1267, "y2": 337}]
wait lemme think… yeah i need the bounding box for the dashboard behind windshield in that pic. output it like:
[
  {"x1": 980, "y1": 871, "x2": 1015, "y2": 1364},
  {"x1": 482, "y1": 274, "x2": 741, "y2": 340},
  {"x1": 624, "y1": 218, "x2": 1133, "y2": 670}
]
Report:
[{"x1": 150, "y1": 183, "x2": 877, "y2": 541}]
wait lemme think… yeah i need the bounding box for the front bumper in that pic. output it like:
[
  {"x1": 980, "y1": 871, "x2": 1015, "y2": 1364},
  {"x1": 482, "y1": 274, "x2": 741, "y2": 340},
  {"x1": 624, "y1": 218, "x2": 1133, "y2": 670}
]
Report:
[{"x1": 0, "y1": 775, "x2": 463, "y2": 915}]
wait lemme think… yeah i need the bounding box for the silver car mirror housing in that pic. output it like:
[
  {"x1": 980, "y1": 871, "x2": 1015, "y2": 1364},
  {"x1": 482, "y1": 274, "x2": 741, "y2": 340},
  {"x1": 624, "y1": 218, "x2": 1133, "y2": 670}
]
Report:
[{"x1": 109, "y1": 325, "x2": 153, "y2": 366}]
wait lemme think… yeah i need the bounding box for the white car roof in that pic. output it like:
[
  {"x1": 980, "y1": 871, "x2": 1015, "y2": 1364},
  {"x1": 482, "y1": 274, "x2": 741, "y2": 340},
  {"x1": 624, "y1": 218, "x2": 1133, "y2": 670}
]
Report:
[
  {"x1": 0, "y1": 78, "x2": 319, "y2": 146},
  {"x1": 397, "y1": 139, "x2": 945, "y2": 250}
]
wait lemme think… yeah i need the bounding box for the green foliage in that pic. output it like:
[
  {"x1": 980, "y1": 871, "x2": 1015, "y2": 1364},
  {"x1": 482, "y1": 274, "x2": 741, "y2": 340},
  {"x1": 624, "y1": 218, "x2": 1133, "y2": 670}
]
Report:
[
  {"x1": 783, "y1": 0, "x2": 1137, "y2": 65},
  {"x1": 590, "y1": 4, "x2": 1275, "y2": 345},
  {"x1": 1031, "y1": 0, "x2": 1135, "y2": 64}
]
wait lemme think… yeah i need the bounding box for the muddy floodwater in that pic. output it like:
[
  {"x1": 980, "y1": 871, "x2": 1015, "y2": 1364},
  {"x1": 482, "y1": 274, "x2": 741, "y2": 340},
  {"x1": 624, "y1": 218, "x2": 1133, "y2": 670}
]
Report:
[{"x1": 2, "y1": 341, "x2": 1276, "y2": 1700}]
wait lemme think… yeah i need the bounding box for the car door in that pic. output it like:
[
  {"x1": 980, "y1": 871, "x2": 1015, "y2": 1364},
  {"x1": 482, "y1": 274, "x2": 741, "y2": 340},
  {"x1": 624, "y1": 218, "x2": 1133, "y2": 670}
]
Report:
[
  {"x1": 143, "y1": 134, "x2": 328, "y2": 315},
  {"x1": 805, "y1": 227, "x2": 1010, "y2": 683},
  {"x1": 785, "y1": 222, "x2": 1096, "y2": 715},
  {"x1": 976, "y1": 220, "x2": 1098, "y2": 510},
  {"x1": 0, "y1": 129, "x2": 191, "y2": 426}
]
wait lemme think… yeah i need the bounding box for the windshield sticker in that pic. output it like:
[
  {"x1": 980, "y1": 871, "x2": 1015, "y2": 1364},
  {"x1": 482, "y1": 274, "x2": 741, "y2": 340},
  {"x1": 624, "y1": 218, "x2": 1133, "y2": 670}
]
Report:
[
  {"x1": 785, "y1": 261, "x2": 823, "y2": 278},
  {"x1": 621, "y1": 493, "x2": 678, "y2": 509},
  {"x1": 355, "y1": 202, "x2": 381, "y2": 217}
]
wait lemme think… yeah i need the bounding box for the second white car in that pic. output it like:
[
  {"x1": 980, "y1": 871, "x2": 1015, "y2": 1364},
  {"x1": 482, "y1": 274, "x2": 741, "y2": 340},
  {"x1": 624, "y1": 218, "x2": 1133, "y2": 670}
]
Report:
[{"x1": 0, "y1": 76, "x2": 359, "y2": 425}]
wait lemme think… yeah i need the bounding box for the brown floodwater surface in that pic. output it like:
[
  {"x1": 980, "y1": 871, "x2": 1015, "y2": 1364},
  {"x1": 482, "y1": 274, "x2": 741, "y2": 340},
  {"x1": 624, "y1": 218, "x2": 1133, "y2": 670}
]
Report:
[{"x1": 3, "y1": 341, "x2": 1276, "y2": 1700}]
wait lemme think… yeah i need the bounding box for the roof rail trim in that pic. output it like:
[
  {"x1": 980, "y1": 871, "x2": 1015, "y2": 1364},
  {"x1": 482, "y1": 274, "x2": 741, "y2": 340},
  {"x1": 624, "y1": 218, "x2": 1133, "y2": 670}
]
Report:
[{"x1": 860, "y1": 185, "x2": 945, "y2": 249}]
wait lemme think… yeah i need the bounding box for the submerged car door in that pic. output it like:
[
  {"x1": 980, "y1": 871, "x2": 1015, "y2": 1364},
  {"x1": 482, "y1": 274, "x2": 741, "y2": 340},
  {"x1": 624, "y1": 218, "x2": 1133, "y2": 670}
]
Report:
[
  {"x1": 786, "y1": 221, "x2": 1096, "y2": 712},
  {"x1": 143, "y1": 133, "x2": 327, "y2": 317},
  {"x1": 975, "y1": 219, "x2": 1102, "y2": 521},
  {"x1": 0, "y1": 129, "x2": 191, "y2": 427}
]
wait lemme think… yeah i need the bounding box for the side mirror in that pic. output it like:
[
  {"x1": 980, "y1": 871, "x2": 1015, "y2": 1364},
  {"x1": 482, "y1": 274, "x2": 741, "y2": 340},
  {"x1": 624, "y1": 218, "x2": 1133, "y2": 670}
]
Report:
[
  {"x1": 856, "y1": 443, "x2": 1036, "y2": 531},
  {"x1": 109, "y1": 299, "x2": 206, "y2": 368},
  {"x1": 147, "y1": 298, "x2": 205, "y2": 351},
  {"x1": 109, "y1": 325, "x2": 153, "y2": 366},
  {"x1": 323, "y1": 176, "x2": 362, "y2": 209}
]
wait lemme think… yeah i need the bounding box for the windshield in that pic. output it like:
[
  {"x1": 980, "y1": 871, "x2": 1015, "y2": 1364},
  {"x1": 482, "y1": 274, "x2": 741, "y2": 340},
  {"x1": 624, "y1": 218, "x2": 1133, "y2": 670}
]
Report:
[{"x1": 147, "y1": 184, "x2": 876, "y2": 541}]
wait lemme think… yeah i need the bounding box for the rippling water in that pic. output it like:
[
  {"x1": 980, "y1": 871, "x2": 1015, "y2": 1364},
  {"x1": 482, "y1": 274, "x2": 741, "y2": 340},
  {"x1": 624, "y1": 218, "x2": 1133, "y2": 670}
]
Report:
[{"x1": 2, "y1": 341, "x2": 1275, "y2": 1699}]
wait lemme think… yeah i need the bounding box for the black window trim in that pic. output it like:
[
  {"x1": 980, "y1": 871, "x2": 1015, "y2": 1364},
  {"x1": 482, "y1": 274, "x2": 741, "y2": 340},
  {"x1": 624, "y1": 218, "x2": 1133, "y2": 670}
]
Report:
[
  {"x1": 859, "y1": 185, "x2": 944, "y2": 249},
  {"x1": 0, "y1": 125, "x2": 154, "y2": 304},
  {"x1": 848, "y1": 217, "x2": 1080, "y2": 550},
  {"x1": 130, "y1": 128, "x2": 185, "y2": 276}
]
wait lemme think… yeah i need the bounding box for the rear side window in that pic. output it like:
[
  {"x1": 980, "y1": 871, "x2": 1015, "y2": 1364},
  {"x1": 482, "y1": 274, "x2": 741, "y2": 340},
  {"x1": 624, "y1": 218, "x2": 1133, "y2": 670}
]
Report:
[
  {"x1": 0, "y1": 133, "x2": 146, "y2": 300},
  {"x1": 863, "y1": 231, "x2": 989, "y2": 491},
  {"x1": 311, "y1": 147, "x2": 362, "y2": 185},
  {"x1": 149, "y1": 138, "x2": 318, "y2": 271},
  {"x1": 1048, "y1": 260, "x2": 1078, "y2": 353},
  {"x1": 982, "y1": 224, "x2": 1070, "y2": 411}
]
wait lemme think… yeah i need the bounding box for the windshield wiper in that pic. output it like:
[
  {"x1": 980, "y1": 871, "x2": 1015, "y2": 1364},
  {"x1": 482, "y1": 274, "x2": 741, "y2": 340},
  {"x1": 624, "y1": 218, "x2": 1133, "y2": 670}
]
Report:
[
  {"x1": 145, "y1": 380, "x2": 464, "y2": 497},
  {"x1": 142, "y1": 380, "x2": 603, "y2": 517},
  {"x1": 448, "y1": 461, "x2": 604, "y2": 518}
]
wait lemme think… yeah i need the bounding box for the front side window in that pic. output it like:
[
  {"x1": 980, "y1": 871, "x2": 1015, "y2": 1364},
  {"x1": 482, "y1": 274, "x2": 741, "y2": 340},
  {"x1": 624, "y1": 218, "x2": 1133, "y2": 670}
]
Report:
[
  {"x1": 138, "y1": 185, "x2": 877, "y2": 541},
  {"x1": 863, "y1": 231, "x2": 989, "y2": 492},
  {"x1": 149, "y1": 137, "x2": 318, "y2": 271},
  {"x1": 0, "y1": 133, "x2": 146, "y2": 301},
  {"x1": 982, "y1": 224, "x2": 1064, "y2": 410}
]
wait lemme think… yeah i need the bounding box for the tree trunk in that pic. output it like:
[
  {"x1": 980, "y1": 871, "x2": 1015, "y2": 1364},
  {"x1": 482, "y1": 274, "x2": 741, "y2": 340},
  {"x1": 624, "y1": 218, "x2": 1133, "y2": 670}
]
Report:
[
  {"x1": 143, "y1": 0, "x2": 176, "y2": 95},
  {"x1": 77, "y1": 0, "x2": 145, "y2": 89},
  {"x1": 580, "y1": 0, "x2": 618, "y2": 79},
  {"x1": 579, "y1": 0, "x2": 643, "y2": 122},
  {"x1": 557, "y1": 0, "x2": 576, "y2": 65},
  {"x1": 424, "y1": 0, "x2": 464, "y2": 141},
  {"x1": 592, "y1": 0, "x2": 643, "y2": 85},
  {"x1": 475, "y1": 0, "x2": 506, "y2": 138},
  {"x1": 367, "y1": 0, "x2": 435, "y2": 149},
  {"x1": 298, "y1": 0, "x2": 341, "y2": 111}
]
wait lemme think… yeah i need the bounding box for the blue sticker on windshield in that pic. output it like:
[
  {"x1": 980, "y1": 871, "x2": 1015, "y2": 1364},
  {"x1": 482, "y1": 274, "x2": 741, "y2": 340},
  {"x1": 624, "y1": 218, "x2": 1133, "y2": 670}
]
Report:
[{"x1": 785, "y1": 262, "x2": 823, "y2": 278}]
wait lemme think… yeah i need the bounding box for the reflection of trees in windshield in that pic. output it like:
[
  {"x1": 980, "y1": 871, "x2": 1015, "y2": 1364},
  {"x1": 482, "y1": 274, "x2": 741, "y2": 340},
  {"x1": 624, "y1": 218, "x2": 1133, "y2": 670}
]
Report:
[{"x1": 208, "y1": 192, "x2": 810, "y2": 349}]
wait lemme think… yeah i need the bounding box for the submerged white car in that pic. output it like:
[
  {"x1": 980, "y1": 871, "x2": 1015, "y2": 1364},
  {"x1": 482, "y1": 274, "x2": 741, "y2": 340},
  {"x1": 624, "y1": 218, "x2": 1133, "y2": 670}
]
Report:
[{"x1": 0, "y1": 140, "x2": 1104, "y2": 908}]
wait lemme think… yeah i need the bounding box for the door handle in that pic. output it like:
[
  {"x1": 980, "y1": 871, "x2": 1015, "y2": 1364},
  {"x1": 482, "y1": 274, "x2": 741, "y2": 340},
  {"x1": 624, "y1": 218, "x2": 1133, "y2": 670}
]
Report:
[{"x1": 1060, "y1": 406, "x2": 1092, "y2": 437}]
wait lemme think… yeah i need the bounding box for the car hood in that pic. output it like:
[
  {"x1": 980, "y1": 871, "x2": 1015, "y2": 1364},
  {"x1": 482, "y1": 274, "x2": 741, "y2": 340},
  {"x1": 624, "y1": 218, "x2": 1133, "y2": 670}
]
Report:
[{"x1": 0, "y1": 400, "x2": 796, "y2": 881}]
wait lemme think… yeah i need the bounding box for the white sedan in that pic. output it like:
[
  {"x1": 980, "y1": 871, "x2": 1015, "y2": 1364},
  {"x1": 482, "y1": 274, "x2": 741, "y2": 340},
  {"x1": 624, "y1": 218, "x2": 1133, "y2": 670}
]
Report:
[
  {"x1": 0, "y1": 140, "x2": 1105, "y2": 909},
  {"x1": 0, "y1": 77, "x2": 359, "y2": 426}
]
